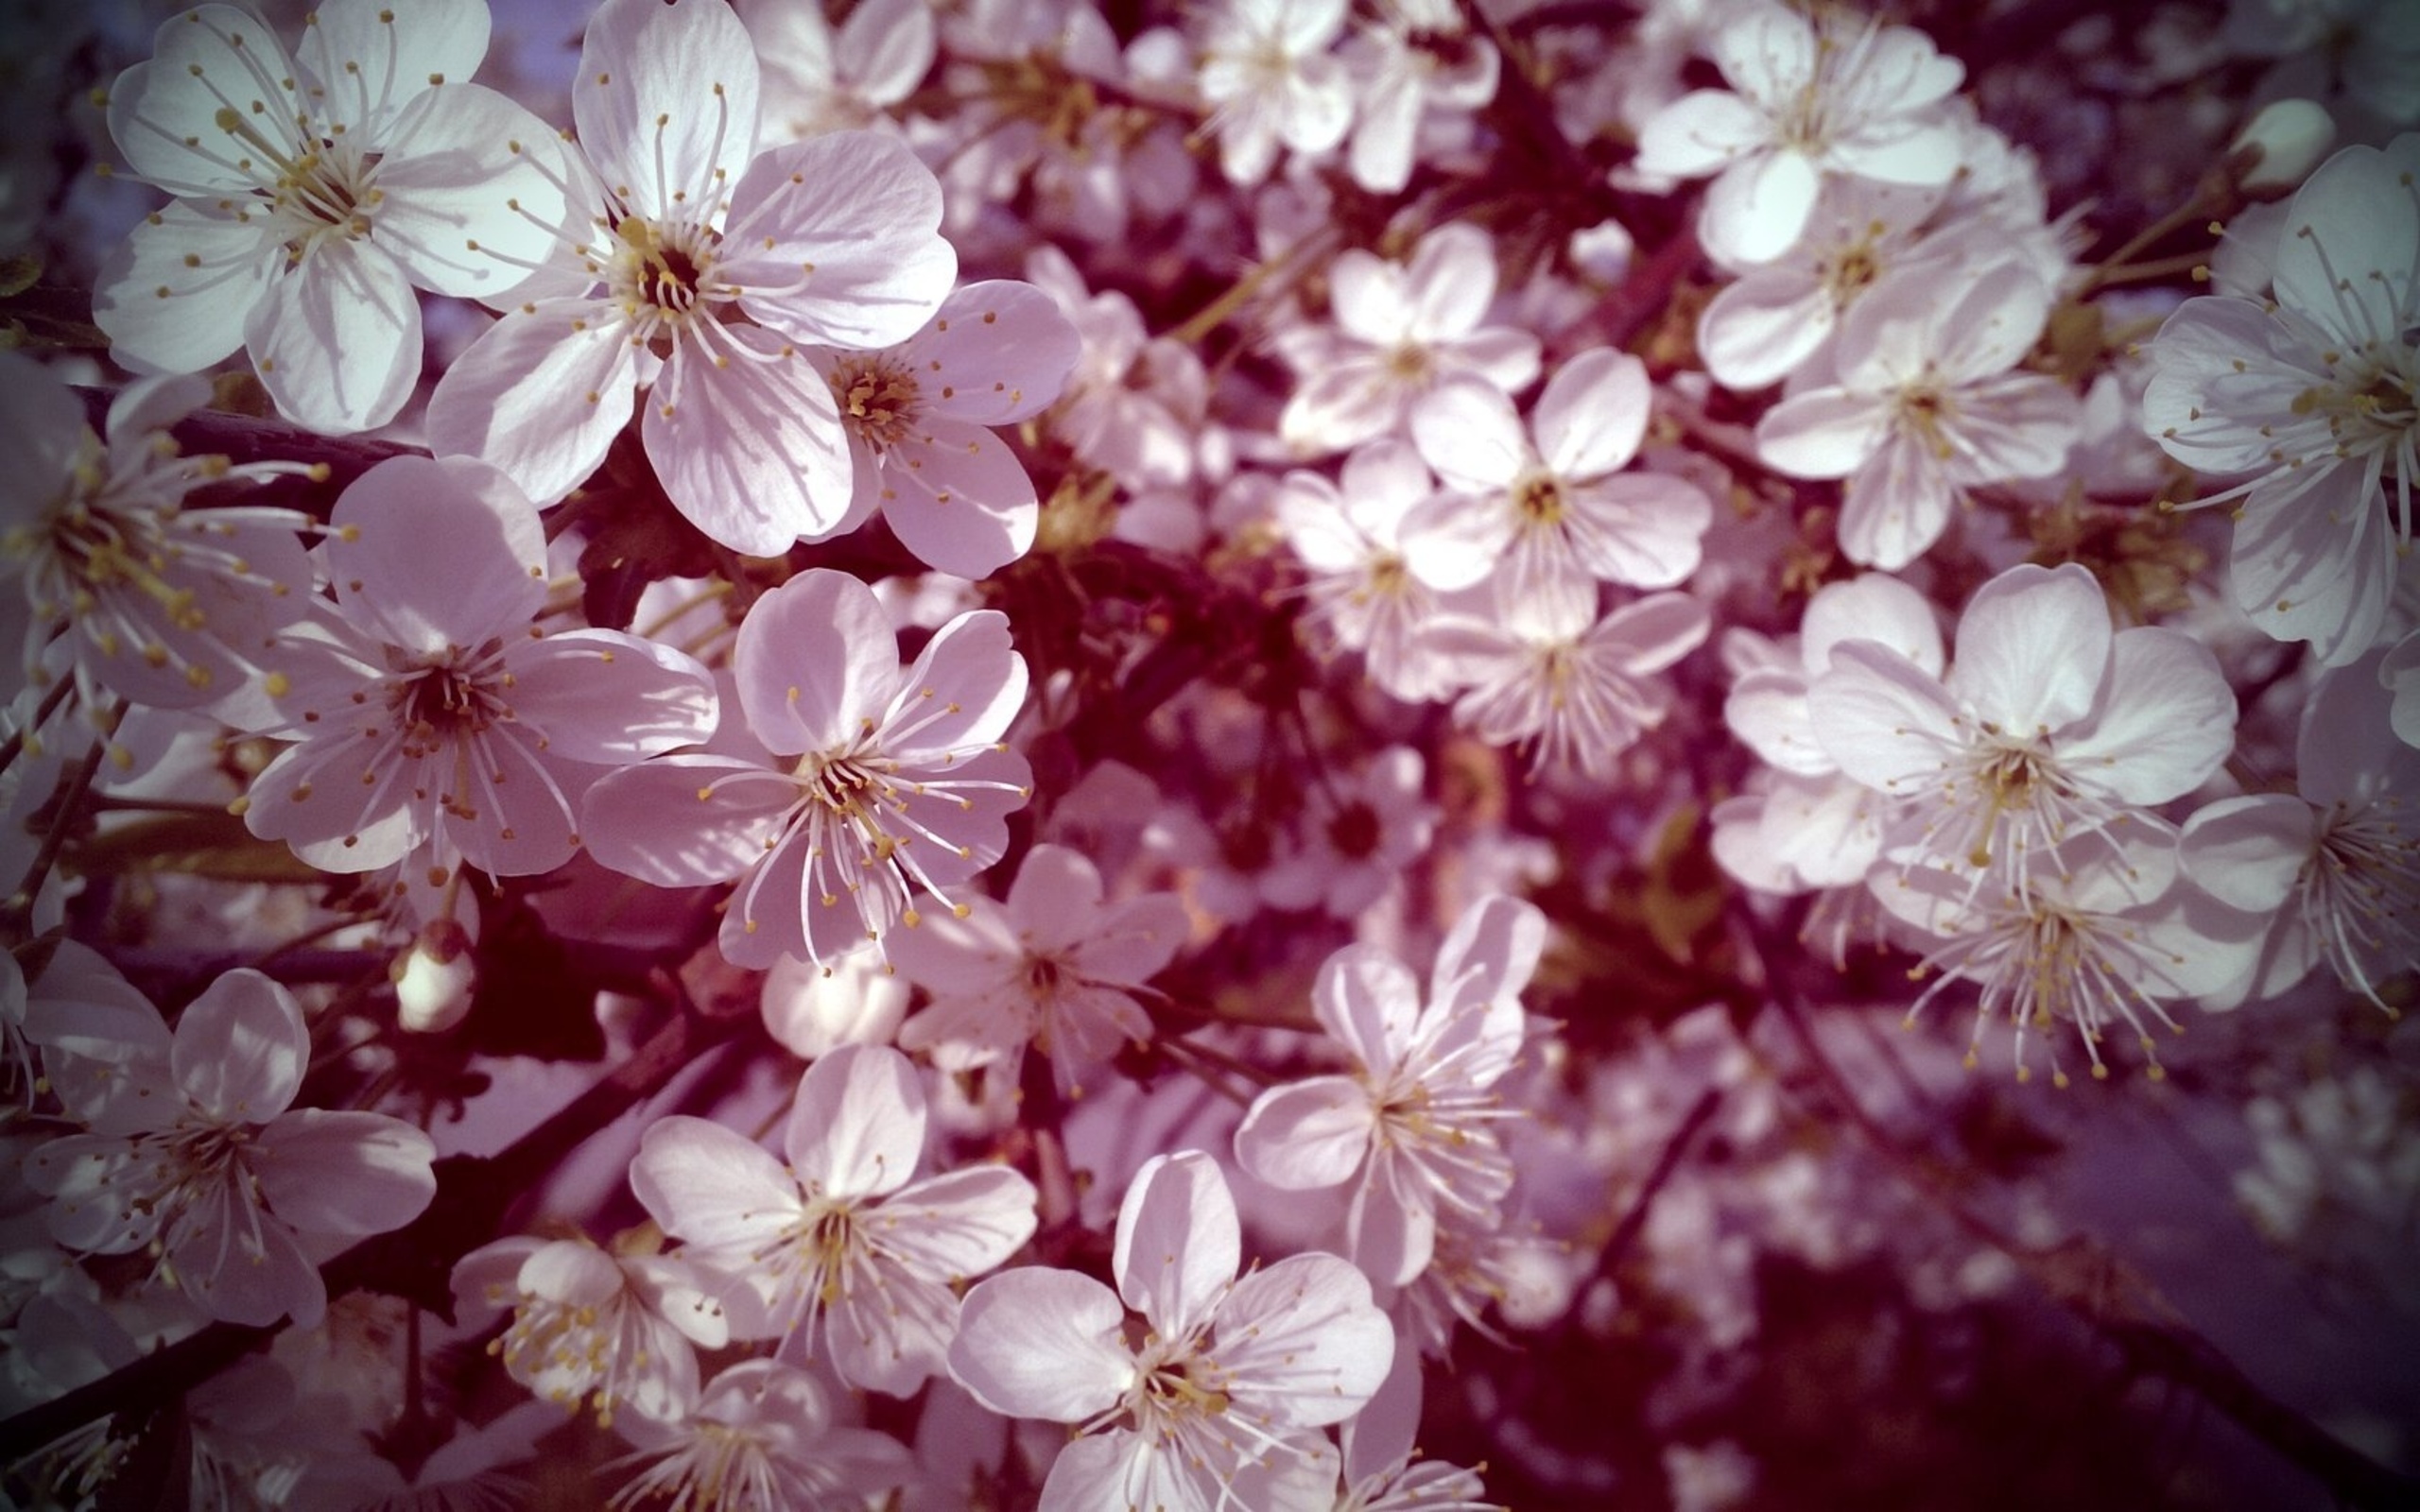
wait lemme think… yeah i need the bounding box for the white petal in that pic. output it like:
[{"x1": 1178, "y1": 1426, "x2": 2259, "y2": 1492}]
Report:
[
  {"x1": 873, "y1": 1164, "x2": 1040, "y2": 1278},
  {"x1": 372, "y1": 84, "x2": 576, "y2": 301},
  {"x1": 251, "y1": 1109, "x2": 437, "y2": 1236},
  {"x1": 574, "y1": 0, "x2": 762, "y2": 220},
  {"x1": 2060, "y1": 627, "x2": 2236, "y2": 804},
  {"x1": 720, "y1": 131, "x2": 956, "y2": 350},
  {"x1": 1807, "y1": 640, "x2": 1962, "y2": 793},
  {"x1": 1409, "y1": 378, "x2": 1528, "y2": 492},
  {"x1": 1235, "y1": 1077, "x2": 1374, "y2": 1190},
  {"x1": 246, "y1": 239, "x2": 420, "y2": 434},
  {"x1": 109, "y1": 14, "x2": 307, "y2": 196},
  {"x1": 1534, "y1": 347, "x2": 1650, "y2": 480},
  {"x1": 1309, "y1": 944, "x2": 1422, "y2": 1079},
  {"x1": 2179, "y1": 795, "x2": 2316, "y2": 913},
  {"x1": 1755, "y1": 387, "x2": 1887, "y2": 478},
  {"x1": 630, "y1": 1114, "x2": 800, "y2": 1255},
  {"x1": 646, "y1": 328, "x2": 856, "y2": 552},
  {"x1": 296, "y1": 0, "x2": 488, "y2": 135},
  {"x1": 1945, "y1": 563, "x2": 2111, "y2": 735},
  {"x1": 949, "y1": 1267, "x2": 1131, "y2": 1421},
  {"x1": 579, "y1": 754, "x2": 802, "y2": 887},
  {"x1": 94, "y1": 203, "x2": 275, "y2": 375},
  {"x1": 425, "y1": 299, "x2": 637, "y2": 507},
  {"x1": 1113, "y1": 1150, "x2": 1238, "y2": 1341},
  {"x1": 785, "y1": 1044, "x2": 925, "y2": 1200},
  {"x1": 173, "y1": 968, "x2": 304, "y2": 1122},
  {"x1": 1701, "y1": 150, "x2": 1821, "y2": 265},
  {"x1": 1634, "y1": 89, "x2": 1768, "y2": 179}
]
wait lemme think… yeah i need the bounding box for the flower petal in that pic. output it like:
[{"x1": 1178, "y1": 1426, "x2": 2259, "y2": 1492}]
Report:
[
  {"x1": 251, "y1": 1109, "x2": 438, "y2": 1237},
  {"x1": 1234, "y1": 1076, "x2": 1374, "y2": 1190},
  {"x1": 1113, "y1": 1150, "x2": 1238, "y2": 1341},
  {"x1": 648, "y1": 328, "x2": 856, "y2": 553},
  {"x1": 174, "y1": 969, "x2": 305, "y2": 1123},
  {"x1": 949, "y1": 1266, "x2": 1130, "y2": 1421},
  {"x1": 1215, "y1": 1252, "x2": 1393, "y2": 1429},
  {"x1": 735, "y1": 568, "x2": 899, "y2": 755},
  {"x1": 574, "y1": 0, "x2": 762, "y2": 221},
  {"x1": 786, "y1": 1044, "x2": 925, "y2": 1200},
  {"x1": 720, "y1": 131, "x2": 956, "y2": 350},
  {"x1": 425, "y1": 300, "x2": 637, "y2": 507},
  {"x1": 326, "y1": 455, "x2": 547, "y2": 654},
  {"x1": 94, "y1": 202, "x2": 274, "y2": 375},
  {"x1": 246, "y1": 238, "x2": 421, "y2": 434}
]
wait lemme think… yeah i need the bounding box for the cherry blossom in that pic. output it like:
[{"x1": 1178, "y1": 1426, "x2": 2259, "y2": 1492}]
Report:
[
  {"x1": 23, "y1": 969, "x2": 436, "y2": 1327},
  {"x1": 1274, "y1": 222, "x2": 1539, "y2": 455},
  {"x1": 1, "y1": 351, "x2": 314, "y2": 714},
  {"x1": 235, "y1": 455, "x2": 719, "y2": 883},
  {"x1": 814, "y1": 279, "x2": 1082, "y2": 578},
  {"x1": 738, "y1": 0, "x2": 935, "y2": 140},
  {"x1": 1423, "y1": 587, "x2": 1713, "y2": 781},
  {"x1": 581, "y1": 568, "x2": 1031, "y2": 970},
  {"x1": 2179, "y1": 650, "x2": 2419, "y2": 1008},
  {"x1": 606, "y1": 1358, "x2": 913, "y2": 1511},
  {"x1": 949, "y1": 1150, "x2": 1393, "y2": 1511},
  {"x1": 2142, "y1": 133, "x2": 2420, "y2": 663},
  {"x1": 1633, "y1": 1, "x2": 1965, "y2": 265},
  {"x1": 1880, "y1": 828, "x2": 2260, "y2": 1082},
  {"x1": 890, "y1": 842, "x2": 1189, "y2": 1099},
  {"x1": 1806, "y1": 563, "x2": 2235, "y2": 889},
  {"x1": 94, "y1": 0, "x2": 574, "y2": 433},
  {"x1": 1234, "y1": 895, "x2": 1542, "y2": 1286},
  {"x1": 452, "y1": 1232, "x2": 730, "y2": 1427},
  {"x1": 425, "y1": 0, "x2": 958, "y2": 553},
  {"x1": 1274, "y1": 438, "x2": 1468, "y2": 702},
  {"x1": 630, "y1": 1044, "x2": 1038, "y2": 1395},
  {"x1": 1193, "y1": 0, "x2": 1356, "y2": 187},
  {"x1": 1754, "y1": 257, "x2": 2081, "y2": 570},
  {"x1": 1406, "y1": 348, "x2": 1713, "y2": 622}
]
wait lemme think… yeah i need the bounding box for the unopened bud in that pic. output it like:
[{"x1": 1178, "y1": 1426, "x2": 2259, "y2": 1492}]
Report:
[
  {"x1": 393, "y1": 919, "x2": 476, "y2": 1033},
  {"x1": 2230, "y1": 99, "x2": 2334, "y2": 197},
  {"x1": 760, "y1": 950, "x2": 907, "y2": 1059}
]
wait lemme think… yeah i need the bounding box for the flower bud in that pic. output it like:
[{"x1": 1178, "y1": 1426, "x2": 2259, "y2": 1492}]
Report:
[
  {"x1": 760, "y1": 950, "x2": 908, "y2": 1059},
  {"x1": 2230, "y1": 99, "x2": 2335, "y2": 197},
  {"x1": 393, "y1": 919, "x2": 476, "y2": 1034}
]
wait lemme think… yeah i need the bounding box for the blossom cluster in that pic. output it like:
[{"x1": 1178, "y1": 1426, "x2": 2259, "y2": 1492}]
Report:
[{"x1": 2, "y1": 0, "x2": 2417, "y2": 1507}]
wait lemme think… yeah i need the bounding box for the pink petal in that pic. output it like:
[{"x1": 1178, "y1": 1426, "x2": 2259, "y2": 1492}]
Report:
[
  {"x1": 877, "y1": 422, "x2": 1038, "y2": 579},
  {"x1": 425, "y1": 299, "x2": 637, "y2": 507},
  {"x1": 645, "y1": 328, "x2": 856, "y2": 553},
  {"x1": 785, "y1": 1044, "x2": 926, "y2": 1200},
  {"x1": 1702, "y1": 149, "x2": 1820, "y2": 266},
  {"x1": 949, "y1": 1266, "x2": 1131, "y2": 1421},
  {"x1": 1215, "y1": 1252, "x2": 1393, "y2": 1428},
  {"x1": 873, "y1": 1164, "x2": 1040, "y2": 1278},
  {"x1": 720, "y1": 131, "x2": 955, "y2": 350},
  {"x1": 1310, "y1": 944, "x2": 1421, "y2": 1079},
  {"x1": 372, "y1": 84, "x2": 574, "y2": 301},
  {"x1": 327, "y1": 455, "x2": 547, "y2": 654},
  {"x1": 173, "y1": 969, "x2": 305, "y2": 1123},
  {"x1": 630, "y1": 1114, "x2": 801, "y2": 1253},
  {"x1": 580, "y1": 753, "x2": 801, "y2": 887},
  {"x1": 574, "y1": 0, "x2": 761, "y2": 220},
  {"x1": 1234, "y1": 1076, "x2": 1374, "y2": 1190},
  {"x1": 885, "y1": 608, "x2": 1028, "y2": 751},
  {"x1": 1113, "y1": 1150, "x2": 1238, "y2": 1341},
  {"x1": 735, "y1": 569, "x2": 900, "y2": 755},
  {"x1": 251, "y1": 1109, "x2": 437, "y2": 1237},
  {"x1": 908, "y1": 282, "x2": 1082, "y2": 426}
]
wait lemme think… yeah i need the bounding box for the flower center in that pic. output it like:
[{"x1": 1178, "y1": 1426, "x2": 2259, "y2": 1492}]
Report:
[
  {"x1": 607, "y1": 214, "x2": 725, "y2": 342},
  {"x1": 1328, "y1": 800, "x2": 1383, "y2": 859},
  {"x1": 828, "y1": 353, "x2": 925, "y2": 451},
  {"x1": 1513, "y1": 472, "x2": 1566, "y2": 526},
  {"x1": 388, "y1": 643, "x2": 512, "y2": 746}
]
